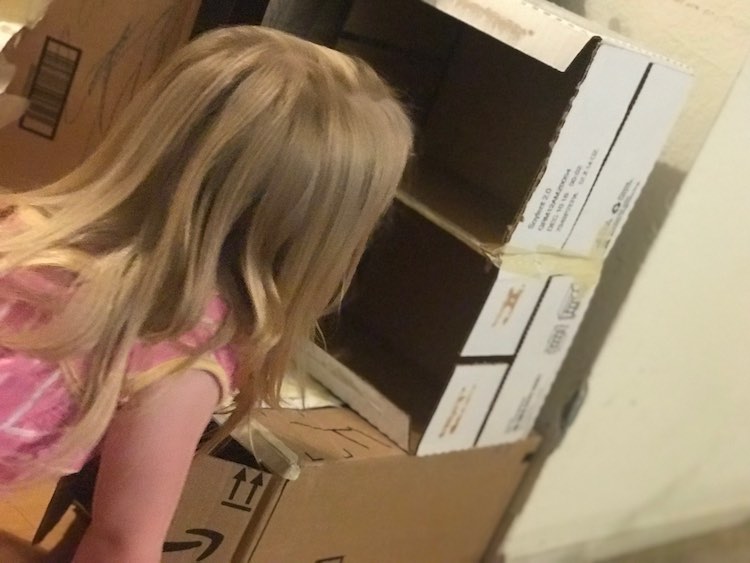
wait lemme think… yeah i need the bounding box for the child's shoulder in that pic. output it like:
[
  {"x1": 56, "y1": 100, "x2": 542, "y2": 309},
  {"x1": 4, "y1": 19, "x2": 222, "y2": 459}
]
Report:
[{"x1": 126, "y1": 295, "x2": 237, "y2": 403}]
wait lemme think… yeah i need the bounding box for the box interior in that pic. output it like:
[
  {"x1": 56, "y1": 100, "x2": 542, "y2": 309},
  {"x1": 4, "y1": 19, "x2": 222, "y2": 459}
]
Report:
[
  {"x1": 321, "y1": 202, "x2": 498, "y2": 437},
  {"x1": 337, "y1": 0, "x2": 598, "y2": 253}
]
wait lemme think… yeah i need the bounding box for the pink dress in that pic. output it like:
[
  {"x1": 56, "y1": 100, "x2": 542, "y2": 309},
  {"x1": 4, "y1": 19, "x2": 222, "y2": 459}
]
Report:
[{"x1": 0, "y1": 267, "x2": 236, "y2": 485}]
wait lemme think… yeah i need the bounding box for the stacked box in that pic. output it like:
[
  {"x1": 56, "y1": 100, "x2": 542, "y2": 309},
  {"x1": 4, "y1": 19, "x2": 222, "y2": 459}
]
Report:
[{"x1": 296, "y1": 0, "x2": 692, "y2": 453}]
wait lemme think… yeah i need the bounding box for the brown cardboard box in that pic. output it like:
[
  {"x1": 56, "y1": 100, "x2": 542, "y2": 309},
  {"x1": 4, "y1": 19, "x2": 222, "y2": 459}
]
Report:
[
  {"x1": 304, "y1": 0, "x2": 692, "y2": 452},
  {"x1": 306, "y1": 202, "x2": 552, "y2": 456},
  {"x1": 164, "y1": 407, "x2": 539, "y2": 562},
  {"x1": 0, "y1": 0, "x2": 200, "y2": 188}
]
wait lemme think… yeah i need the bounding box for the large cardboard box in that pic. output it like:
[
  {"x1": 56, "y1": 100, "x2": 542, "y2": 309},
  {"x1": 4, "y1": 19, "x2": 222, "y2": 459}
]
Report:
[
  {"x1": 305, "y1": 0, "x2": 691, "y2": 451},
  {"x1": 305, "y1": 203, "x2": 591, "y2": 455},
  {"x1": 0, "y1": 0, "x2": 200, "y2": 187},
  {"x1": 164, "y1": 407, "x2": 539, "y2": 562}
]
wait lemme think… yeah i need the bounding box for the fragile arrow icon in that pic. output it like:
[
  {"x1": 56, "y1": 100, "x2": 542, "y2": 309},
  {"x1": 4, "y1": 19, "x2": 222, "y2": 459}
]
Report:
[
  {"x1": 163, "y1": 528, "x2": 224, "y2": 561},
  {"x1": 228, "y1": 468, "x2": 247, "y2": 501}
]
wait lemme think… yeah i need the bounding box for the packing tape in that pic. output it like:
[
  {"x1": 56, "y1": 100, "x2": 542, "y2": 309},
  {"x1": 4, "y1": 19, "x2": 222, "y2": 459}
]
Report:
[
  {"x1": 495, "y1": 245, "x2": 603, "y2": 289},
  {"x1": 241, "y1": 419, "x2": 301, "y2": 481}
]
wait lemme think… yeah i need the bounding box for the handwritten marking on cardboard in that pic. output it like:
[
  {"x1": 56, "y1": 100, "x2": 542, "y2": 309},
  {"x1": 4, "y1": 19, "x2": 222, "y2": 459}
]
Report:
[
  {"x1": 315, "y1": 557, "x2": 345, "y2": 563},
  {"x1": 163, "y1": 528, "x2": 224, "y2": 561},
  {"x1": 220, "y1": 467, "x2": 264, "y2": 513},
  {"x1": 289, "y1": 421, "x2": 395, "y2": 459}
]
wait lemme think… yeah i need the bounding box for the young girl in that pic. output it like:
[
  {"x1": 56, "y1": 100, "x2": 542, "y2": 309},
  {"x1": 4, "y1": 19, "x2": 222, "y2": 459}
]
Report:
[{"x1": 0, "y1": 26, "x2": 412, "y2": 561}]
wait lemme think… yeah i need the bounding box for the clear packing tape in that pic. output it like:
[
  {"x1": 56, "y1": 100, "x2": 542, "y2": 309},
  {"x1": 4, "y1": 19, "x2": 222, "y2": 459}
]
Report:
[
  {"x1": 212, "y1": 412, "x2": 302, "y2": 481},
  {"x1": 485, "y1": 221, "x2": 617, "y2": 291},
  {"x1": 497, "y1": 246, "x2": 603, "y2": 290},
  {"x1": 0, "y1": 0, "x2": 54, "y2": 127}
]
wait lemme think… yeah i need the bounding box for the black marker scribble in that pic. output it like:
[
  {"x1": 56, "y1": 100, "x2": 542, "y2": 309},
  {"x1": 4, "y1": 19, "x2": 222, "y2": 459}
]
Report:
[
  {"x1": 62, "y1": 3, "x2": 194, "y2": 155},
  {"x1": 289, "y1": 421, "x2": 395, "y2": 450}
]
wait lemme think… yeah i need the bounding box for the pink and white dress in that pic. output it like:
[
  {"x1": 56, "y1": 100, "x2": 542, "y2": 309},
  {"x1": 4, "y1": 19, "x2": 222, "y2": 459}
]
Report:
[{"x1": 0, "y1": 267, "x2": 236, "y2": 485}]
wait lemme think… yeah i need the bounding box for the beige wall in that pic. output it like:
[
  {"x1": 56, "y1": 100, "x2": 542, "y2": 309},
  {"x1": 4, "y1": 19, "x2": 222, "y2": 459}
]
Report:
[{"x1": 504, "y1": 1, "x2": 750, "y2": 560}]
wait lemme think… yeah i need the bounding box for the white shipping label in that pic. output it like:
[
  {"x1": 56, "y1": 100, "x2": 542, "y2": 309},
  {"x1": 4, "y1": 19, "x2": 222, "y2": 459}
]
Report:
[
  {"x1": 476, "y1": 277, "x2": 593, "y2": 446},
  {"x1": 461, "y1": 272, "x2": 547, "y2": 357},
  {"x1": 417, "y1": 363, "x2": 508, "y2": 456},
  {"x1": 563, "y1": 64, "x2": 693, "y2": 257},
  {"x1": 509, "y1": 46, "x2": 650, "y2": 251}
]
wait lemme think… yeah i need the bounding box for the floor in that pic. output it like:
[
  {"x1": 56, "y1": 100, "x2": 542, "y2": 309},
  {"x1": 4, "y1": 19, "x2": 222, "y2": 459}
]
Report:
[
  {"x1": 3, "y1": 483, "x2": 750, "y2": 562},
  {"x1": 0, "y1": 483, "x2": 80, "y2": 562},
  {"x1": 603, "y1": 521, "x2": 750, "y2": 563}
]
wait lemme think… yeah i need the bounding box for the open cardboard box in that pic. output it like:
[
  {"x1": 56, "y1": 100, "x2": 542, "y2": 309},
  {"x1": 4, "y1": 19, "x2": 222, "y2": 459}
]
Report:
[
  {"x1": 164, "y1": 407, "x2": 540, "y2": 562},
  {"x1": 337, "y1": 0, "x2": 691, "y2": 258},
  {"x1": 303, "y1": 0, "x2": 691, "y2": 453},
  {"x1": 305, "y1": 202, "x2": 592, "y2": 454}
]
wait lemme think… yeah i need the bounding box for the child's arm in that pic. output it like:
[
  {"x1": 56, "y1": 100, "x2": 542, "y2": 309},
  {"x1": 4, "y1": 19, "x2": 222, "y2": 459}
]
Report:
[{"x1": 73, "y1": 368, "x2": 222, "y2": 563}]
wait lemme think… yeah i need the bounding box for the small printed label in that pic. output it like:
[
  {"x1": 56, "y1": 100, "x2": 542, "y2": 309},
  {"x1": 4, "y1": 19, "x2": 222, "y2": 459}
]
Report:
[
  {"x1": 418, "y1": 363, "x2": 508, "y2": 455},
  {"x1": 544, "y1": 324, "x2": 569, "y2": 355},
  {"x1": 20, "y1": 37, "x2": 82, "y2": 139},
  {"x1": 563, "y1": 65, "x2": 692, "y2": 256},
  {"x1": 509, "y1": 46, "x2": 650, "y2": 251},
  {"x1": 477, "y1": 277, "x2": 593, "y2": 446},
  {"x1": 461, "y1": 273, "x2": 547, "y2": 357},
  {"x1": 557, "y1": 283, "x2": 584, "y2": 320}
]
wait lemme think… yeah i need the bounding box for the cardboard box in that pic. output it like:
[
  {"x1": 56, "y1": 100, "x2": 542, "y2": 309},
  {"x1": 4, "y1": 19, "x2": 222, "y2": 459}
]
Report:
[
  {"x1": 337, "y1": 0, "x2": 691, "y2": 258},
  {"x1": 305, "y1": 203, "x2": 594, "y2": 453},
  {"x1": 0, "y1": 0, "x2": 200, "y2": 187},
  {"x1": 164, "y1": 407, "x2": 540, "y2": 562},
  {"x1": 304, "y1": 0, "x2": 691, "y2": 450},
  {"x1": 304, "y1": 202, "x2": 547, "y2": 455}
]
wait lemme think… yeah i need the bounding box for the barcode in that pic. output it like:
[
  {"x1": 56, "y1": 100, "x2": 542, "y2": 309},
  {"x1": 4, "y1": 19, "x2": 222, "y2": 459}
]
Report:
[{"x1": 20, "y1": 37, "x2": 81, "y2": 139}]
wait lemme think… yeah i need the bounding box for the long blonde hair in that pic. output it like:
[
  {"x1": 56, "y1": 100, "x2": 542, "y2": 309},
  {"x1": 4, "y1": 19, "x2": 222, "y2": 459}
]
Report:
[{"x1": 0, "y1": 26, "x2": 412, "y2": 479}]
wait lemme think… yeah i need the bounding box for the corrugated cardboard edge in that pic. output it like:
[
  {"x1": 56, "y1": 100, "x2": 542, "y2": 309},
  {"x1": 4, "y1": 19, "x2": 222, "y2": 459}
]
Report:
[
  {"x1": 481, "y1": 432, "x2": 543, "y2": 562},
  {"x1": 421, "y1": 0, "x2": 690, "y2": 73}
]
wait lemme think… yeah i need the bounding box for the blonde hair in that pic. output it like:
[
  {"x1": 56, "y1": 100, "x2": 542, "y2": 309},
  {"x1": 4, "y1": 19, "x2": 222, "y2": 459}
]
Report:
[{"x1": 0, "y1": 26, "x2": 412, "y2": 480}]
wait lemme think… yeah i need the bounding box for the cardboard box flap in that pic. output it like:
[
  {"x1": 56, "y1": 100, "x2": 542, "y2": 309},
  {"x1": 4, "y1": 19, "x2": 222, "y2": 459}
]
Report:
[
  {"x1": 422, "y1": 0, "x2": 689, "y2": 73},
  {"x1": 399, "y1": 30, "x2": 600, "y2": 264},
  {"x1": 508, "y1": 43, "x2": 653, "y2": 252},
  {"x1": 252, "y1": 407, "x2": 402, "y2": 465}
]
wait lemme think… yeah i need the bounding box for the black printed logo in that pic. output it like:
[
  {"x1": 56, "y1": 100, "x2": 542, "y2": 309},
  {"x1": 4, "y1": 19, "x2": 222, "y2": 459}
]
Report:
[
  {"x1": 221, "y1": 467, "x2": 264, "y2": 512},
  {"x1": 558, "y1": 283, "x2": 583, "y2": 320},
  {"x1": 163, "y1": 528, "x2": 223, "y2": 561}
]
